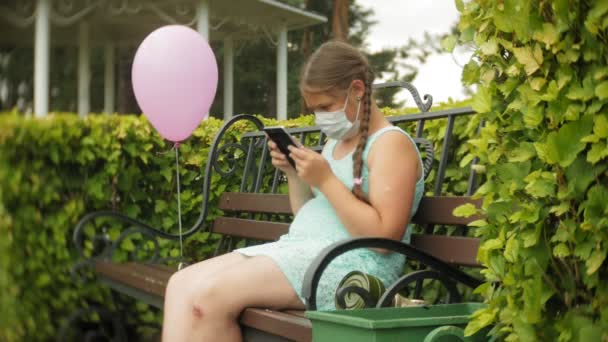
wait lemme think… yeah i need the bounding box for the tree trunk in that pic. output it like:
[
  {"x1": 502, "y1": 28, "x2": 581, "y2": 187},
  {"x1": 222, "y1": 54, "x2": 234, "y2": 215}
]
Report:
[{"x1": 332, "y1": 0, "x2": 349, "y2": 42}]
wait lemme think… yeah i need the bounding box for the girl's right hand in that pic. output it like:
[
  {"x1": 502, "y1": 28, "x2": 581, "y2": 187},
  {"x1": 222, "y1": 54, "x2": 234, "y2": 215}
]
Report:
[{"x1": 268, "y1": 140, "x2": 296, "y2": 175}]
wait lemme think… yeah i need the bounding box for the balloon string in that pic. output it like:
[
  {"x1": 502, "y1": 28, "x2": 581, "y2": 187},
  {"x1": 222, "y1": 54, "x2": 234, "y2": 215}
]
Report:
[
  {"x1": 174, "y1": 143, "x2": 185, "y2": 270},
  {"x1": 156, "y1": 142, "x2": 177, "y2": 156}
]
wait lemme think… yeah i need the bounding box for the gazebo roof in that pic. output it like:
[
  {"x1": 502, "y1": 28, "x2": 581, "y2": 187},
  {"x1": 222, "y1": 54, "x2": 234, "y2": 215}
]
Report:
[{"x1": 0, "y1": 0, "x2": 327, "y2": 47}]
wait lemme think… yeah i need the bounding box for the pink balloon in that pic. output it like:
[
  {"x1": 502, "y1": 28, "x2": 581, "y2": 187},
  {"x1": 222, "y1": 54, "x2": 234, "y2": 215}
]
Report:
[{"x1": 132, "y1": 25, "x2": 218, "y2": 142}]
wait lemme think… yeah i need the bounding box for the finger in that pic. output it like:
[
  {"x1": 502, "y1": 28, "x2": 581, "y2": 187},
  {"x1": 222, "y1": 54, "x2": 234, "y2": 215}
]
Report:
[
  {"x1": 270, "y1": 150, "x2": 285, "y2": 159},
  {"x1": 287, "y1": 145, "x2": 308, "y2": 159},
  {"x1": 267, "y1": 140, "x2": 277, "y2": 150}
]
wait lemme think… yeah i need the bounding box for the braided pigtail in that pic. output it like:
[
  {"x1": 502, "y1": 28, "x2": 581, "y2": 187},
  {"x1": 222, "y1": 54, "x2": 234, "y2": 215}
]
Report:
[{"x1": 351, "y1": 69, "x2": 374, "y2": 201}]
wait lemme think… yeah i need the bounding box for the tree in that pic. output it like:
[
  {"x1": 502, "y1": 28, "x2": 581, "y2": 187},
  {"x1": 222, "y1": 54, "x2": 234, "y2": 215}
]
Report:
[{"x1": 332, "y1": 0, "x2": 349, "y2": 41}]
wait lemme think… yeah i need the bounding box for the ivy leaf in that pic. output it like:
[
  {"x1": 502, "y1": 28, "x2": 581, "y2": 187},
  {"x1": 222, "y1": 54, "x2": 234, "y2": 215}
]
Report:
[
  {"x1": 593, "y1": 114, "x2": 608, "y2": 139},
  {"x1": 553, "y1": 243, "x2": 570, "y2": 257},
  {"x1": 513, "y1": 316, "x2": 537, "y2": 339},
  {"x1": 522, "y1": 226, "x2": 541, "y2": 247},
  {"x1": 462, "y1": 61, "x2": 480, "y2": 86},
  {"x1": 549, "y1": 202, "x2": 570, "y2": 216},
  {"x1": 468, "y1": 219, "x2": 488, "y2": 227},
  {"x1": 125, "y1": 204, "x2": 141, "y2": 218},
  {"x1": 154, "y1": 200, "x2": 168, "y2": 214},
  {"x1": 523, "y1": 105, "x2": 544, "y2": 127},
  {"x1": 472, "y1": 86, "x2": 492, "y2": 113},
  {"x1": 508, "y1": 142, "x2": 536, "y2": 162},
  {"x1": 513, "y1": 45, "x2": 542, "y2": 75},
  {"x1": 465, "y1": 307, "x2": 498, "y2": 336},
  {"x1": 498, "y1": 77, "x2": 521, "y2": 97},
  {"x1": 582, "y1": 185, "x2": 608, "y2": 227},
  {"x1": 455, "y1": 0, "x2": 465, "y2": 11},
  {"x1": 441, "y1": 35, "x2": 458, "y2": 53},
  {"x1": 524, "y1": 170, "x2": 556, "y2": 198},
  {"x1": 587, "y1": 141, "x2": 608, "y2": 164},
  {"x1": 586, "y1": 249, "x2": 607, "y2": 275},
  {"x1": 595, "y1": 81, "x2": 608, "y2": 100},
  {"x1": 522, "y1": 279, "x2": 543, "y2": 323},
  {"x1": 480, "y1": 39, "x2": 499, "y2": 56},
  {"x1": 540, "y1": 81, "x2": 560, "y2": 102},
  {"x1": 534, "y1": 115, "x2": 594, "y2": 167},
  {"x1": 161, "y1": 167, "x2": 173, "y2": 182},
  {"x1": 565, "y1": 156, "x2": 605, "y2": 201},
  {"x1": 557, "y1": 66, "x2": 573, "y2": 90},
  {"x1": 504, "y1": 237, "x2": 520, "y2": 262},
  {"x1": 567, "y1": 76, "x2": 595, "y2": 101},
  {"x1": 453, "y1": 203, "x2": 478, "y2": 217},
  {"x1": 533, "y1": 23, "x2": 559, "y2": 46}
]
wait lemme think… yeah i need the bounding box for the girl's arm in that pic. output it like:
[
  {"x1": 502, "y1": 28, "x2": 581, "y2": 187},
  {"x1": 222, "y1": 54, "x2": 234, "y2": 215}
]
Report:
[
  {"x1": 289, "y1": 132, "x2": 420, "y2": 240},
  {"x1": 286, "y1": 174, "x2": 313, "y2": 214}
]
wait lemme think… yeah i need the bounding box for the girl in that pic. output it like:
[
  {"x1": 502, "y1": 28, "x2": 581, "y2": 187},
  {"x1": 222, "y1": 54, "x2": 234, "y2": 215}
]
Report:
[{"x1": 162, "y1": 41, "x2": 424, "y2": 341}]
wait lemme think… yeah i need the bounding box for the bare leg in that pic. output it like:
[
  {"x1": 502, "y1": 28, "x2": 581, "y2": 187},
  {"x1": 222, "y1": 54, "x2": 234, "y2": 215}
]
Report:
[
  {"x1": 162, "y1": 252, "x2": 247, "y2": 342},
  {"x1": 163, "y1": 255, "x2": 304, "y2": 342}
]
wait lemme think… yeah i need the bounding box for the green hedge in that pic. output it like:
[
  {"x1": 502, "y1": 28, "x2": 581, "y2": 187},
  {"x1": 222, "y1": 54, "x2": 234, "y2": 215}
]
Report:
[
  {"x1": 453, "y1": 0, "x2": 608, "y2": 340},
  {"x1": 0, "y1": 99, "x2": 474, "y2": 341}
]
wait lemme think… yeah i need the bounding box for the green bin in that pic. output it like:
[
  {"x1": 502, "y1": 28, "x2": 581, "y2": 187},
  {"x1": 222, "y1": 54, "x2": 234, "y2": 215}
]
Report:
[{"x1": 305, "y1": 303, "x2": 488, "y2": 342}]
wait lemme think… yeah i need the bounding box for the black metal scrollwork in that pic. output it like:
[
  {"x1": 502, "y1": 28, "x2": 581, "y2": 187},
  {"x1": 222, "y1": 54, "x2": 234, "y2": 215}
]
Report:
[{"x1": 373, "y1": 81, "x2": 433, "y2": 112}]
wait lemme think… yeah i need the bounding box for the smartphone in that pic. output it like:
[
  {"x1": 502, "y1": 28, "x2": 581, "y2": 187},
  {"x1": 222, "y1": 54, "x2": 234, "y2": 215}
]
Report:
[{"x1": 263, "y1": 126, "x2": 299, "y2": 168}]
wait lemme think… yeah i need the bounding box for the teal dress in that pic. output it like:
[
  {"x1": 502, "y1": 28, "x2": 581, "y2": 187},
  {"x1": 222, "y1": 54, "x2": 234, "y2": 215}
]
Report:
[{"x1": 236, "y1": 126, "x2": 424, "y2": 310}]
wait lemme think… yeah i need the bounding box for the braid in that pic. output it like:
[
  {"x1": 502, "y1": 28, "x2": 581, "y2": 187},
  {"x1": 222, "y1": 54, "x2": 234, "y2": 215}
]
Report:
[{"x1": 352, "y1": 69, "x2": 374, "y2": 201}]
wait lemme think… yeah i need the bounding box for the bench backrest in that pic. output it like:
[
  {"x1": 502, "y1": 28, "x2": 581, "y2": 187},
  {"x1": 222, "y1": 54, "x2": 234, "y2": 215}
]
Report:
[{"x1": 195, "y1": 83, "x2": 482, "y2": 267}]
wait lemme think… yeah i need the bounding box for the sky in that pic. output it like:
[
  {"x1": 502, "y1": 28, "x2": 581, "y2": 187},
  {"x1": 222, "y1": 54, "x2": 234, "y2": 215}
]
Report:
[{"x1": 357, "y1": 0, "x2": 472, "y2": 104}]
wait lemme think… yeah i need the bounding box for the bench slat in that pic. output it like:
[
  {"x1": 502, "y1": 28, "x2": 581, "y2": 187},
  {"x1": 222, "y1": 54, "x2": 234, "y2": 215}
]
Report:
[
  {"x1": 212, "y1": 217, "x2": 289, "y2": 241},
  {"x1": 412, "y1": 196, "x2": 482, "y2": 225},
  {"x1": 95, "y1": 261, "x2": 171, "y2": 298},
  {"x1": 219, "y1": 193, "x2": 292, "y2": 214},
  {"x1": 219, "y1": 193, "x2": 481, "y2": 226},
  {"x1": 410, "y1": 234, "x2": 480, "y2": 267}
]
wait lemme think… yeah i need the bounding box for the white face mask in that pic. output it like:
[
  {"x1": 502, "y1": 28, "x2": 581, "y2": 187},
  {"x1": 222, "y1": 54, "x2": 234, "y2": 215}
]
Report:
[{"x1": 314, "y1": 91, "x2": 361, "y2": 140}]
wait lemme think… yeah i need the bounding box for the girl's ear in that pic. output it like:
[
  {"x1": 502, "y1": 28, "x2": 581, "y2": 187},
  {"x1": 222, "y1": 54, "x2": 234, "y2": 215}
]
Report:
[{"x1": 351, "y1": 79, "x2": 366, "y2": 99}]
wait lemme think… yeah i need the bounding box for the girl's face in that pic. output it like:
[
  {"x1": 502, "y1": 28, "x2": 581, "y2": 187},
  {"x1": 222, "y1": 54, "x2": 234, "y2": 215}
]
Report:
[{"x1": 302, "y1": 80, "x2": 364, "y2": 122}]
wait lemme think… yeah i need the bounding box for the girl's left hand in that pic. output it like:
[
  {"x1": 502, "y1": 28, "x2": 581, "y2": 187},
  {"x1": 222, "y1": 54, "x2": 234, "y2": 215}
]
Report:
[{"x1": 288, "y1": 145, "x2": 333, "y2": 188}]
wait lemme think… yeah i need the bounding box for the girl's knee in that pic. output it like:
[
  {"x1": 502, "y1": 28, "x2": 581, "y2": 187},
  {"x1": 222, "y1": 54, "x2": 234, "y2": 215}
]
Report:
[
  {"x1": 165, "y1": 268, "x2": 190, "y2": 298},
  {"x1": 191, "y1": 277, "x2": 239, "y2": 321}
]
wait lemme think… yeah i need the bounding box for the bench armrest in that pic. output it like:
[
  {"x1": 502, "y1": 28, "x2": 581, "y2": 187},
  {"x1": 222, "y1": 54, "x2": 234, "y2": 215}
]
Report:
[{"x1": 301, "y1": 237, "x2": 484, "y2": 310}]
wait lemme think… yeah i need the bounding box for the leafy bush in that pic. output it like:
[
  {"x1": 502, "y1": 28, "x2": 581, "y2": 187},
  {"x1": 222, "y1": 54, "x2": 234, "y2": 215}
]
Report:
[{"x1": 453, "y1": 0, "x2": 608, "y2": 340}]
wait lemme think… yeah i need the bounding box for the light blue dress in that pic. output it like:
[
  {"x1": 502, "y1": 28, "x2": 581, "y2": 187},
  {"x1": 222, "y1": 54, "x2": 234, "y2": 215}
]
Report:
[{"x1": 236, "y1": 126, "x2": 425, "y2": 310}]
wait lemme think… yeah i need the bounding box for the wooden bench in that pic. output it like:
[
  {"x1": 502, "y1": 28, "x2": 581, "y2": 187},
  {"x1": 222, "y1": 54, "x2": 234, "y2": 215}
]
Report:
[{"x1": 64, "y1": 83, "x2": 484, "y2": 341}]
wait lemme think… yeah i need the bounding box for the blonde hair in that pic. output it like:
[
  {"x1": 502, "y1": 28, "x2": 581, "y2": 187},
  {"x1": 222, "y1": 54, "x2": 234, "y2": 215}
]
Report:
[{"x1": 300, "y1": 41, "x2": 375, "y2": 201}]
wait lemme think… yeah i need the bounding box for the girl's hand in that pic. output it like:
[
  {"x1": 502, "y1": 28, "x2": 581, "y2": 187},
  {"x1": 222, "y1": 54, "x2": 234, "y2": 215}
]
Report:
[
  {"x1": 268, "y1": 140, "x2": 296, "y2": 176},
  {"x1": 288, "y1": 145, "x2": 333, "y2": 188}
]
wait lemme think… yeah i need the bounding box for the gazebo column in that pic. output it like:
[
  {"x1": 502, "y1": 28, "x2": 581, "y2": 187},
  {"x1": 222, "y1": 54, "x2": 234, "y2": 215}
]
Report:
[
  {"x1": 276, "y1": 22, "x2": 288, "y2": 120},
  {"x1": 34, "y1": 0, "x2": 50, "y2": 117},
  {"x1": 78, "y1": 22, "x2": 90, "y2": 118},
  {"x1": 104, "y1": 43, "x2": 115, "y2": 114},
  {"x1": 223, "y1": 37, "x2": 234, "y2": 119},
  {"x1": 196, "y1": 0, "x2": 210, "y2": 40}
]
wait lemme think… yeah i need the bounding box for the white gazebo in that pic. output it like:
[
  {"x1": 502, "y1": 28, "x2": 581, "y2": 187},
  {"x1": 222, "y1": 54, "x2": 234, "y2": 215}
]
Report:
[{"x1": 0, "y1": 0, "x2": 326, "y2": 120}]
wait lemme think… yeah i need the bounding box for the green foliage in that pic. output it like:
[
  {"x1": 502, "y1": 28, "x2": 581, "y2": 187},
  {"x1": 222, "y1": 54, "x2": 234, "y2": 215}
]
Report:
[{"x1": 455, "y1": 0, "x2": 608, "y2": 340}]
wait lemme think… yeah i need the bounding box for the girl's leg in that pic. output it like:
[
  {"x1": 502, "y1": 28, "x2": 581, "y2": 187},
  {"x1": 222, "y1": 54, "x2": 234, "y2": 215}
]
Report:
[
  {"x1": 163, "y1": 255, "x2": 305, "y2": 342},
  {"x1": 162, "y1": 252, "x2": 248, "y2": 341}
]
